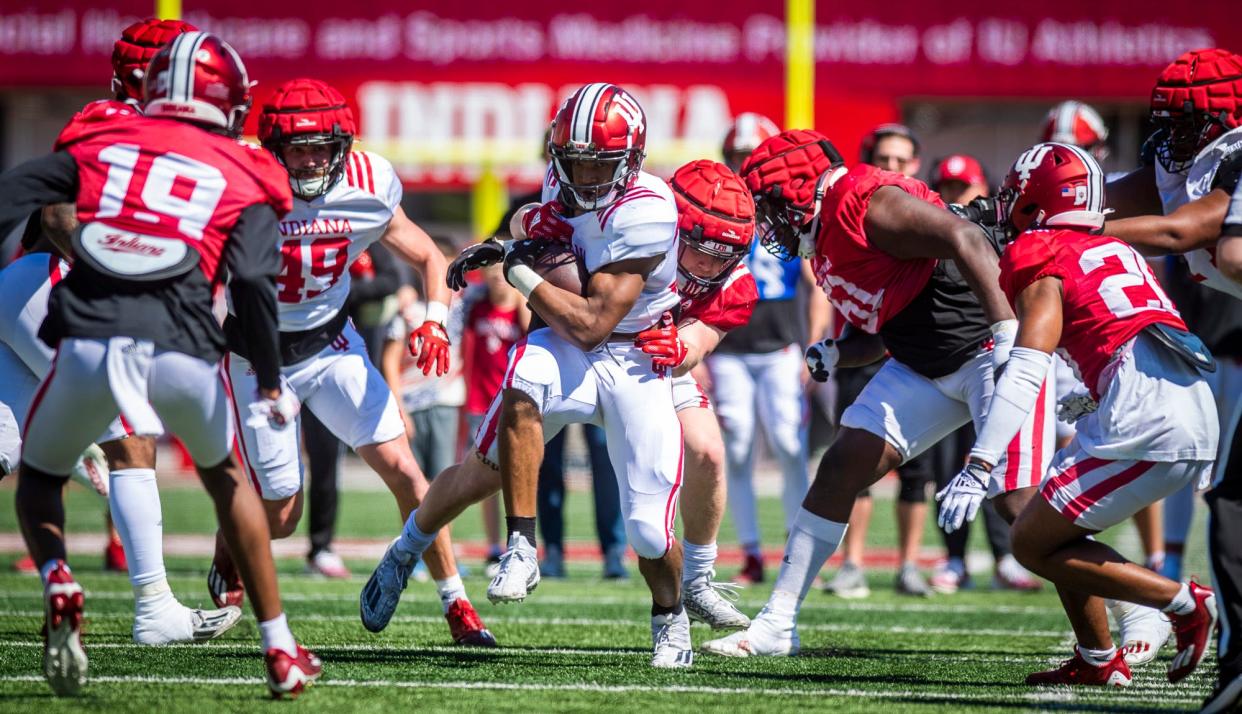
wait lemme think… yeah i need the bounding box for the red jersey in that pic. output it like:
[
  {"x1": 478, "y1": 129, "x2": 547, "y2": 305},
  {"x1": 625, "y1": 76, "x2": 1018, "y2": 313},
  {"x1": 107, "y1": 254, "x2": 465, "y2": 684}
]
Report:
[
  {"x1": 999, "y1": 229, "x2": 1187, "y2": 398},
  {"x1": 56, "y1": 110, "x2": 291, "y2": 283},
  {"x1": 463, "y1": 297, "x2": 525, "y2": 415},
  {"x1": 680, "y1": 264, "x2": 759, "y2": 333},
  {"x1": 812, "y1": 164, "x2": 943, "y2": 334}
]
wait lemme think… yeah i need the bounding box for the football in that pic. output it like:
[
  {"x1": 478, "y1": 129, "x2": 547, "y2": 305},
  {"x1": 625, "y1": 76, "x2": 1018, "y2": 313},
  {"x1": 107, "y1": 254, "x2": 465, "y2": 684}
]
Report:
[{"x1": 530, "y1": 240, "x2": 588, "y2": 296}]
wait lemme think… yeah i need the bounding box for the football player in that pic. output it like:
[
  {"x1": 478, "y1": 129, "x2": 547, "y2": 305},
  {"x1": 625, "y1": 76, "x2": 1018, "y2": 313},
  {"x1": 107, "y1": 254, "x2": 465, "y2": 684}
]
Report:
[
  {"x1": 702, "y1": 129, "x2": 1053, "y2": 658},
  {"x1": 944, "y1": 142, "x2": 1218, "y2": 686},
  {"x1": 209, "y1": 78, "x2": 495, "y2": 647},
  {"x1": 0, "y1": 17, "x2": 248, "y2": 648},
  {"x1": 362, "y1": 88, "x2": 710, "y2": 668},
  {"x1": 0, "y1": 33, "x2": 320, "y2": 697},
  {"x1": 1040, "y1": 100, "x2": 1111, "y2": 161},
  {"x1": 1094, "y1": 48, "x2": 1242, "y2": 710},
  {"x1": 709, "y1": 113, "x2": 823, "y2": 587},
  {"x1": 632, "y1": 159, "x2": 759, "y2": 630}
]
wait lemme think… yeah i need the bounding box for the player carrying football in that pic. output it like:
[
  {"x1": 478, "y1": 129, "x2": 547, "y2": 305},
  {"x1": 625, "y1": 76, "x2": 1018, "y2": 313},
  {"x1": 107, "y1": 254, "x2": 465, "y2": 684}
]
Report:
[
  {"x1": 0, "y1": 33, "x2": 319, "y2": 697},
  {"x1": 210, "y1": 78, "x2": 495, "y2": 647},
  {"x1": 703, "y1": 129, "x2": 1053, "y2": 658},
  {"x1": 943, "y1": 142, "x2": 1219, "y2": 686}
]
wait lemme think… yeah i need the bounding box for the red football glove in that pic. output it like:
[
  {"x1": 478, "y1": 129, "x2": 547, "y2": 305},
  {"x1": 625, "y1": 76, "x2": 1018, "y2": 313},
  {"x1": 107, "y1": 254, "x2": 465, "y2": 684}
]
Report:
[
  {"x1": 635, "y1": 315, "x2": 688, "y2": 371},
  {"x1": 349, "y1": 251, "x2": 376, "y2": 280},
  {"x1": 521, "y1": 200, "x2": 573, "y2": 242},
  {"x1": 408, "y1": 320, "x2": 451, "y2": 376}
]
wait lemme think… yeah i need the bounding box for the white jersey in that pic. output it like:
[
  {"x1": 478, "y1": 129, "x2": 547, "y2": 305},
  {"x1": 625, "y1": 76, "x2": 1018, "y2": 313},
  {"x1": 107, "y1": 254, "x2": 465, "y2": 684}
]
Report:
[
  {"x1": 1156, "y1": 127, "x2": 1242, "y2": 300},
  {"x1": 233, "y1": 150, "x2": 403, "y2": 332},
  {"x1": 0, "y1": 252, "x2": 66, "y2": 379},
  {"x1": 541, "y1": 167, "x2": 679, "y2": 333}
]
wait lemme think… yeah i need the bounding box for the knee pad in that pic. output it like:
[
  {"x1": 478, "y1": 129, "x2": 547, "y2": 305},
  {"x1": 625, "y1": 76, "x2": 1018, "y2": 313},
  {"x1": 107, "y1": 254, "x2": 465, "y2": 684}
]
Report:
[{"x1": 626, "y1": 517, "x2": 671, "y2": 560}]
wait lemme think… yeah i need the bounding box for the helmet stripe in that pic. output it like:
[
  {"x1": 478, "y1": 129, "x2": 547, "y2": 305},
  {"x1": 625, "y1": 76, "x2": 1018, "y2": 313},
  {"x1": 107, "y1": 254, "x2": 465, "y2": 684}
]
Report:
[
  {"x1": 171, "y1": 32, "x2": 206, "y2": 104},
  {"x1": 571, "y1": 83, "x2": 609, "y2": 145},
  {"x1": 1055, "y1": 101, "x2": 1078, "y2": 142},
  {"x1": 1063, "y1": 143, "x2": 1104, "y2": 213}
]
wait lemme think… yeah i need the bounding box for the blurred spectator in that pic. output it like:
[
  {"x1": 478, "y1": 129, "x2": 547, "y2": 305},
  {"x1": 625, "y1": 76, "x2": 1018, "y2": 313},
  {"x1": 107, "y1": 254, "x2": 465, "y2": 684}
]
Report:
[
  {"x1": 931, "y1": 154, "x2": 989, "y2": 205},
  {"x1": 826, "y1": 124, "x2": 933, "y2": 598},
  {"x1": 460, "y1": 263, "x2": 530, "y2": 574},
  {"x1": 708, "y1": 112, "x2": 824, "y2": 584}
]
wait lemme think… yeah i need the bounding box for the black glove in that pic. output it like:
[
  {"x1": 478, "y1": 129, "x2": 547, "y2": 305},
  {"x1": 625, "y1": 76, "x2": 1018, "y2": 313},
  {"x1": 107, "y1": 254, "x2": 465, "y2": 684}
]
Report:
[
  {"x1": 501, "y1": 238, "x2": 545, "y2": 275},
  {"x1": 446, "y1": 239, "x2": 506, "y2": 291}
]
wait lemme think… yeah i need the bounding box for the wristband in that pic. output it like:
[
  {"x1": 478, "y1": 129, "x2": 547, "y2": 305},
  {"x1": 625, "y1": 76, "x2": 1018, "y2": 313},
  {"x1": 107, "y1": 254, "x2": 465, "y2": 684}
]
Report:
[
  {"x1": 424, "y1": 301, "x2": 449, "y2": 326},
  {"x1": 507, "y1": 263, "x2": 545, "y2": 299}
]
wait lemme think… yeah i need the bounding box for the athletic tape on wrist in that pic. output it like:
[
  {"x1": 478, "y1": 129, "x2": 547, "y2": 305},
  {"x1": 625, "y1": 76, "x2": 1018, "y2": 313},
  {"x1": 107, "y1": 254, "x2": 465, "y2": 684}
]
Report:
[
  {"x1": 507, "y1": 263, "x2": 545, "y2": 299},
  {"x1": 425, "y1": 301, "x2": 449, "y2": 326}
]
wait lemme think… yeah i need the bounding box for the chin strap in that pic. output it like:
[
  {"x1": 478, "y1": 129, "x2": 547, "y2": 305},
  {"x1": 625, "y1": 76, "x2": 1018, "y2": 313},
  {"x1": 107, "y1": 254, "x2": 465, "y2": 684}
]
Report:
[{"x1": 802, "y1": 166, "x2": 848, "y2": 259}]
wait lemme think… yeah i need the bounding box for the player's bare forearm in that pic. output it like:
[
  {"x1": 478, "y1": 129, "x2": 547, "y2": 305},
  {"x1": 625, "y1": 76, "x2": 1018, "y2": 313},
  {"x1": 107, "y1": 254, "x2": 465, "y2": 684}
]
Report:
[
  {"x1": 40, "y1": 203, "x2": 78, "y2": 255},
  {"x1": 1218, "y1": 233, "x2": 1242, "y2": 284},
  {"x1": 865, "y1": 186, "x2": 1013, "y2": 325},
  {"x1": 1104, "y1": 189, "x2": 1229, "y2": 256},
  {"x1": 381, "y1": 205, "x2": 451, "y2": 306},
  {"x1": 803, "y1": 260, "x2": 832, "y2": 343},
  {"x1": 528, "y1": 256, "x2": 658, "y2": 351},
  {"x1": 836, "y1": 328, "x2": 887, "y2": 368},
  {"x1": 1103, "y1": 165, "x2": 1160, "y2": 219},
  {"x1": 673, "y1": 320, "x2": 723, "y2": 377},
  {"x1": 1012, "y1": 278, "x2": 1065, "y2": 354}
]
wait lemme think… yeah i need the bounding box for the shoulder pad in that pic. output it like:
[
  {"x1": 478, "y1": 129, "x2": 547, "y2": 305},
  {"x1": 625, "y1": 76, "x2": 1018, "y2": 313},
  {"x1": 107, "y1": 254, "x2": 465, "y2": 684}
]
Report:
[
  {"x1": 1212, "y1": 141, "x2": 1242, "y2": 195},
  {"x1": 54, "y1": 100, "x2": 140, "y2": 150}
]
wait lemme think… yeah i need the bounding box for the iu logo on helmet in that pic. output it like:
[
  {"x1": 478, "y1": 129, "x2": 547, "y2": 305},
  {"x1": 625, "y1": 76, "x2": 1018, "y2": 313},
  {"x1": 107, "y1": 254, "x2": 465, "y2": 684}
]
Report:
[
  {"x1": 612, "y1": 91, "x2": 646, "y2": 142},
  {"x1": 1013, "y1": 144, "x2": 1053, "y2": 187}
]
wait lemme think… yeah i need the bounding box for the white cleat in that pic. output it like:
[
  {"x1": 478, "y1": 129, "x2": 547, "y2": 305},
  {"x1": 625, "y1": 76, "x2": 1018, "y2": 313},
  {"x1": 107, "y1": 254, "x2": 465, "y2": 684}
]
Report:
[
  {"x1": 683, "y1": 572, "x2": 750, "y2": 631},
  {"x1": 487, "y1": 533, "x2": 540, "y2": 604},
  {"x1": 651, "y1": 609, "x2": 694, "y2": 669},
  {"x1": 701, "y1": 606, "x2": 800, "y2": 658},
  {"x1": 1108, "y1": 599, "x2": 1172, "y2": 667},
  {"x1": 133, "y1": 602, "x2": 243, "y2": 645},
  {"x1": 43, "y1": 562, "x2": 87, "y2": 696}
]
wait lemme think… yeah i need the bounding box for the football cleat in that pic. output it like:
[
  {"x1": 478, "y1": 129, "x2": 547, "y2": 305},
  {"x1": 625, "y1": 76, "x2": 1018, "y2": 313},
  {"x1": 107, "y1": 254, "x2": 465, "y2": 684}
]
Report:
[
  {"x1": 683, "y1": 572, "x2": 750, "y2": 630},
  {"x1": 487, "y1": 533, "x2": 540, "y2": 604},
  {"x1": 265, "y1": 644, "x2": 321, "y2": 700},
  {"x1": 824, "y1": 561, "x2": 870, "y2": 599},
  {"x1": 733, "y1": 553, "x2": 764, "y2": 584},
  {"x1": 359, "y1": 538, "x2": 415, "y2": 633},
  {"x1": 895, "y1": 564, "x2": 931, "y2": 597},
  {"x1": 1106, "y1": 599, "x2": 1171, "y2": 667},
  {"x1": 651, "y1": 609, "x2": 694, "y2": 669},
  {"x1": 133, "y1": 603, "x2": 243, "y2": 646},
  {"x1": 42, "y1": 561, "x2": 87, "y2": 696},
  {"x1": 445, "y1": 598, "x2": 497, "y2": 647},
  {"x1": 207, "y1": 535, "x2": 244, "y2": 609},
  {"x1": 700, "y1": 605, "x2": 800, "y2": 658},
  {"x1": 929, "y1": 560, "x2": 970, "y2": 595},
  {"x1": 13, "y1": 554, "x2": 37, "y2": 575},
  {"x1": 1201, "y1": 671, "x2": 1242, "y2": 714},
  {"x1": 1167, "y1": 581, "x2": 1217, "y2": 683},
  {"x1": 103, "y1": 537, "x2": 127, "y2": 574},
  {"x1": 1025, "y1": 648, "x2": 1132, "y2": 687},
  {"x1": 305, "y1": 550, "x2": 351, "y2": 579},
  {"x1": 992, "y1": 554, "x2": 1042, "y2": 591}
]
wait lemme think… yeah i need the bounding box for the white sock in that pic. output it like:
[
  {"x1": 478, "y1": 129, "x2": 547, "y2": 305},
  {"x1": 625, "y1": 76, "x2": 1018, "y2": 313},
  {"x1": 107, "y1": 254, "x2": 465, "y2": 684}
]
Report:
[
  {"x1": 396, "y1": 509, "x2": 438, "y2": 562},
  {"x1": 108, "y1": 468, "x2": 166, "y2": 588},
  {"x1": 435, "y1": 574, "x2": 467, "y2": 614},
  {"x1": 259, "y1": 613, "x2": 297, "y2": 657},
  {"x1": 1162, "y1": 582, "x2": 1196, "y2": 615},
  {"x1": 682, "y1": 540, "x2": 717, "y2": 584},
  {"x1": 1079, "y1": 644, "x2": 1117, "y2": 666},
  {"x1": 39, "y1": 559, "x2": 67, "y2": 585},
  {"x1": 769, "y1": 509, "x2": 848, "y2": 617}
]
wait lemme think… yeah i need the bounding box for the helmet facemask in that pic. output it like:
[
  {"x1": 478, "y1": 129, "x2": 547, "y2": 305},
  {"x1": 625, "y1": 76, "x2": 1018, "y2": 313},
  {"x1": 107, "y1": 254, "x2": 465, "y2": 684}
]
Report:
[
  {"x1": 272, "y1": 132, "x2": 352, "y2": 200},
  {"x1": 676, "y1": 228, "x2": 746, "y2": 300},
  {"x1": 551, "y1": 146, "x2": 642, "y2": 212},
  {"x1": 1152, "y1": 102, "x2": 1229, "y2": 174}
]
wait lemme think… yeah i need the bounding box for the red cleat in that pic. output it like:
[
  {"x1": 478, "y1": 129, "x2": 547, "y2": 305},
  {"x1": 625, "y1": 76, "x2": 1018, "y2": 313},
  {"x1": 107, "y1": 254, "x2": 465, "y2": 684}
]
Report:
[
  {"x1": 265, "y1": 644, "x2": 321, "y2": 699},
  {"x1": 1167, "y1": 581, "x2": 1217, "y2": 683},
  {"x1": 1026, "y1": 648, "x2": 1132, "y2": 686},
  {"x1": 445, "y1": 598, "x2": 497, "y2": 647},
  {"x1": 42, "y1": 561, "x2": 88, "y2": 696},
  {"x1": 733, "y1": 553, "x2": 765, "y2": 585},
  {"x1": 103, "y1": 538, "x2": 127, "y2": 573},
  {"x1": 207, "y1": 535, "x2": 244, "y2": 609},
  {"x1": 13, "y1": 555, "x2": 37, "y2": 575}
]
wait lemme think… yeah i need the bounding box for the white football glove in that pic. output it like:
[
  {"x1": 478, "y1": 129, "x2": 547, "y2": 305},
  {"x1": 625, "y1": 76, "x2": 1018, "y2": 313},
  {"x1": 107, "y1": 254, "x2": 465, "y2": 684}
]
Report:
[
  {"x1": 247, "y1": 389, "x2": 300, "y2": 430},
  {"x1": 935, "y1": 461, "x2": 991, "y2": 534},
  {"x1": 989, "y1": 319, "x2": 1018, "y2": 375},
  {"x1": 804, "y1": 339, "x2": 840, "y2": 383}
]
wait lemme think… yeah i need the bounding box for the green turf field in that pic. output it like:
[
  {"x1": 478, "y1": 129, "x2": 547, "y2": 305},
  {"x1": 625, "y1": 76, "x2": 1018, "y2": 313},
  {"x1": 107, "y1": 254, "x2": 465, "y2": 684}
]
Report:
[{"x1": 0, "y1": 482, "x2": 1217, "y2": 712}]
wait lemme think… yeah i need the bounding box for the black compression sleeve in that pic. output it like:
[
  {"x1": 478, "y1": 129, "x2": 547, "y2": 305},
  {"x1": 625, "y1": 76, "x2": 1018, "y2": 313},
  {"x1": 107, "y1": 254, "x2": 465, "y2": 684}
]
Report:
[
  {"x1": 226, "y1": 203, "x2": 282, "y2": 391},
  {"x1": 0, "y1": 152, "x2": 78, "y2": 226}
]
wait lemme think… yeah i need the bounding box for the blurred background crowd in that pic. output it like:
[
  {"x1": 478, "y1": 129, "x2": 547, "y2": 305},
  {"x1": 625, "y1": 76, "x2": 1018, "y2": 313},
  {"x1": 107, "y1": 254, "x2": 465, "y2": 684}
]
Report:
[{"x1": 1, "y1": 1, "x2": 1238, "y2": 595}]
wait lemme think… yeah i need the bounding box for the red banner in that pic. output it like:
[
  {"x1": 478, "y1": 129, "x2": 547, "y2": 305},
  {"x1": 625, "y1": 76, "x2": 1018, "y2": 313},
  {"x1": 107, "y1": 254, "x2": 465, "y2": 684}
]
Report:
[{"x1": 2, "y1": 2, "x2": 1239, "y2": 186}]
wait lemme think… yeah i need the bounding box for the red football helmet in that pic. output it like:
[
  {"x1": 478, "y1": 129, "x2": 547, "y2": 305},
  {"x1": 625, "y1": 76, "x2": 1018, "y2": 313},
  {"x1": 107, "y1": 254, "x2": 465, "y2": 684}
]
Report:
[
  {"x1": 722, "y1": 113, "x2": 781, "y2": 172},
  {"x1": 1040, "y1": 100, "x2": 1109, "y2": 160},
  {"x1": 1150, "y1": 48, "x2": 1242, "y2": 173},
  {"x1": 143, "y1": 32, "x2": 252, "y2": 137},
  {"x1": 739, "y1": 129, "x2": 844, "y2": 261},
  {"x1": 548, "y1": 83, "x2": 646, "y2": 211},
  {"x1": 670, "y1": 160, "x2": 755, "y2": 299},
  {"x1": 999, "y1": 142, "x2": 1106, "y2": 235},
  {"x1": 111, "y1": 18, "x2": 198, "y2": 104},
  {"x1": 259, "y1": 79, "x2": 357, "y2": 199}
]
